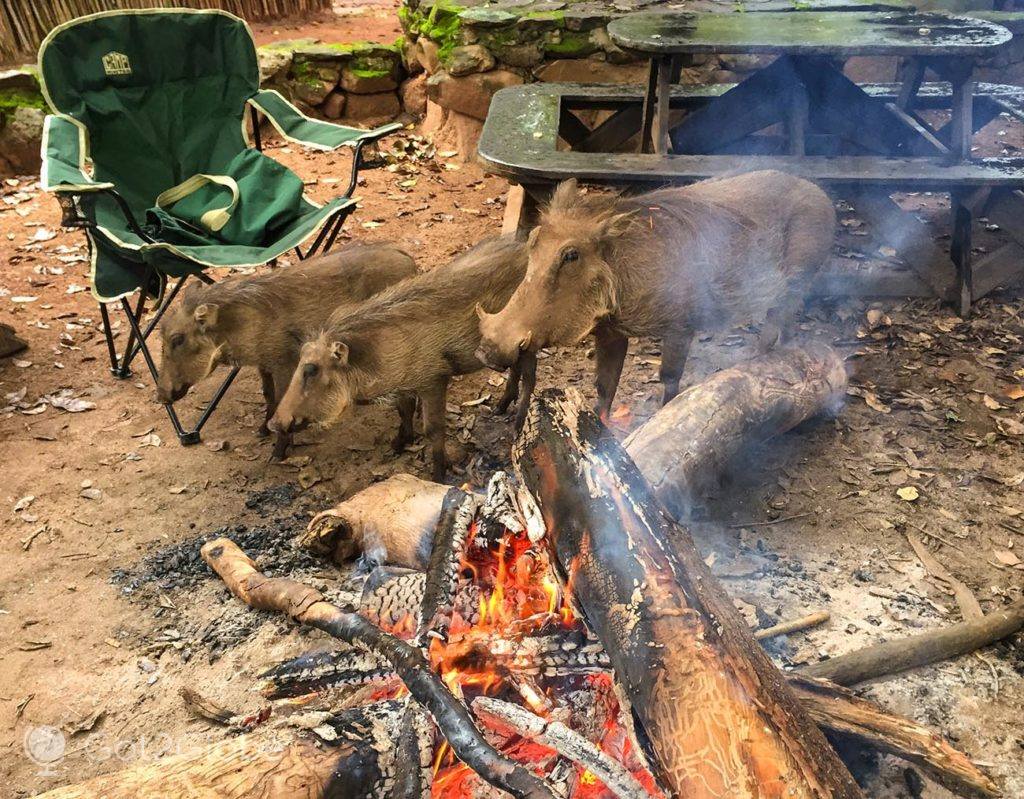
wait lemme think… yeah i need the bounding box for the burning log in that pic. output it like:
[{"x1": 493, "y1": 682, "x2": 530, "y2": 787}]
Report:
[
  {"x1": 800, "y1": 598, "x2": 1024, "y2": 687},
  {"x1": 473, "y1": 696, "x2": 650, "y2": 799},
  {"x1": 513, "y1": 388, "x2": 863, "y2": 799},
  {"x1": 623, "y1": 344, "x2": 847, "y2": 517},
  {"x1": 201, "y1": 538, "x2": 557, "y2": 799}
]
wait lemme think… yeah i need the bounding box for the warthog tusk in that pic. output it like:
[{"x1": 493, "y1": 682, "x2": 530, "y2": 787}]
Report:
[{"x1": 520, "y1": 330, "x2": 533, "y2": 351}]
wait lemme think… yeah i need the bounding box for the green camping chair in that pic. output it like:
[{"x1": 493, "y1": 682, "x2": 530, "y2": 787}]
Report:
[{"x1": 38, "y1": 8, "x2": 401, "y2": 443}]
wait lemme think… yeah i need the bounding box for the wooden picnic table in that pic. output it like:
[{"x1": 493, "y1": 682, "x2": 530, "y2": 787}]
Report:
[{"x1": 608, "y1": 11, "x2": 1011, "y2": 160}]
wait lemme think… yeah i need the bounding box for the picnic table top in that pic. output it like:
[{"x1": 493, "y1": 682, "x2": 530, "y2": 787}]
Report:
[
  {"x1": 607, "y1": 10, "x2": 1012, "y2": 57},
  {"x1": 477, "y1": 82, "x2": 1024, "y2": 188}
]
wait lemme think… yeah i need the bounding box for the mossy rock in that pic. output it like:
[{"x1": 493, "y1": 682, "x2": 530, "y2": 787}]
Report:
[
  {"x1": 0, "y1": 88, "x2": 45, "y2": 116},
  {"x1": 545, "y1": 29, "x2": 599, "y2": 56}
]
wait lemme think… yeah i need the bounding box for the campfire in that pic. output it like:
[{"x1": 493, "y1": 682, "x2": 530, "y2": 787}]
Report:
[{"x1": 46, "y1": 348, "x2": 1019, "y2": 799}]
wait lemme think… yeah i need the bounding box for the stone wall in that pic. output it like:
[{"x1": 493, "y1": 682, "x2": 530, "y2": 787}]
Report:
[
  {"x1": 258, "y1": 39, "x2": 422, "y2": 126},
  {"x1": 398, "y1": 0, "x2": 766, "y2": 156},
  {"x1": 0, "y1": 68, "x2": 45, "y2": 175}
]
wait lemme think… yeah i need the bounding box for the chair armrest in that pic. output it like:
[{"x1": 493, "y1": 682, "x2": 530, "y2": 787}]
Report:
[
  {"x1": 40, "y1": 115, "x2": 115, "y2": 193},
  {"x1": 249, "y1": 89, "x2": 403, "y2": 151}
]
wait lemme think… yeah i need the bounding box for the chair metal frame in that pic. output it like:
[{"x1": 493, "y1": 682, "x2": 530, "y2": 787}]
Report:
[{"x1": 56, "y1": 106, "x2": 377, "y2": 445}]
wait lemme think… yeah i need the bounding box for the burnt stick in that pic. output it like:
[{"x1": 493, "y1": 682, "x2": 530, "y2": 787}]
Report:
[{"x1": 201, "y1": 538, "x2": 557, "y2": 799}]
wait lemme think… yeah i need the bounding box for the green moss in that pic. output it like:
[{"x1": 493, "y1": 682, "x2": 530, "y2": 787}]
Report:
[
  {"x1": 289, "y1": 60, "x2": 327, "y2": 88},
  {"x1": 0, "y1": 88, "x2": 45, "y2": 113},
  {"x1": 545, "y1": 29, "x2": 595, "y2": 55},
  {"x1": 400, "y1": 0, "x2": 466, "y2": 61}
]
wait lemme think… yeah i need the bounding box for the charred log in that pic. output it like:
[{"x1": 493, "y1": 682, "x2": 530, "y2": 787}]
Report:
[
  {"x1": 417, "y1": 488, "x2": 479, "y2": 643},
  {"x1": 800, "y1": 599, "x2": 1024, "y2": 687},
  {"x1": 473, "y1": 696, "x2": 649, "y2": 799},
  {"x1": 790, "y1": 676, "x2": 998, "y2": 798},
  {"x1": 623, "y1": 344, "x2": 847, "y2": 518},
  {"x1": 201, "y1": 538, "x2": 556, "y2": 799},
  {"x1": 513, "y1": 389, "x2": 863, "y2": 799}
]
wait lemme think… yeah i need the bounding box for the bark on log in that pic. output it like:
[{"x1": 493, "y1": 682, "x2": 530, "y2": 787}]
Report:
[
  {"x1": 202, "y1": 538, "x2": 556, "y2": 799},
  {"x1": 36, "y1": 738, "x2": 343, "y2": 799},
  {"x1": 301, "y1": 474, "x2": 451, "y2": 569},
  {"x1": 623, "y1": 344, "x2": 847, "y2": 518},
  {"x1": 800, "y1": 599, "x2": 1024, "y2": 686},
  {"x1": 790, "y1": 677, "x2": 999, "y2": 798},
  {"x1": 513, "y1": 389, "x2": 863, "y2": 799}
]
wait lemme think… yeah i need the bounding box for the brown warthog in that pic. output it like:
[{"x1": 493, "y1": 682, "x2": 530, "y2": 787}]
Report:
[
  {"x1": 156, "y1": 243, "x2": 417, "y2": 459},
  {"x1": 476, "y1": 171, "x2": 836, "y2": 418},
  {"x1": 269, "y1": 236, "x2": 529, "y2": 481}
]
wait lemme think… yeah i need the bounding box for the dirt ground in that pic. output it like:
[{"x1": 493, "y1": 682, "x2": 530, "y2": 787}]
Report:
[{"x1": 2, "y1": 6, "x2": 1024, "y2": 799}]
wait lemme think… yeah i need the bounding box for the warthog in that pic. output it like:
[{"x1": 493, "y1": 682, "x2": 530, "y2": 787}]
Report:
[
  {"x1": 156, "y1": 243, "x2": 417, "y2": 459},
  {"x1": 476, "y1": 171, "x2": 836, "y2": 418},
  {"x1": 269, "y1": 236, "x2": 529, "y2": 481}
]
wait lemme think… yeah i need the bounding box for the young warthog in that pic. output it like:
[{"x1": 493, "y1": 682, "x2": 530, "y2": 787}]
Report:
[
  {"x1": 269, "y1": 236, "x2": 529, "y2": 481},
  {"x1": 476, "y1": 171, "x2": 836, "y2": 418},
  {"x1": 156, "y1": 243, "x2": 417, "y2": 459}
]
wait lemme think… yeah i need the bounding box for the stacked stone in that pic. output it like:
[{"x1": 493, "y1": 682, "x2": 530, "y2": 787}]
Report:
[
  {"x1": 0, "y1": 68, "x2": 46, "y2": 175},
  {"x1": 259, "y1": 39, "x2": 416, "y2": 126},
  {"x1": 394, "y1": 0, "x2": 771, "y2": 153}
]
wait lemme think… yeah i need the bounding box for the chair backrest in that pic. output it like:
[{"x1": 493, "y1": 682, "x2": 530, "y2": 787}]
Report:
[{"x1": 38, "y1": 9, "x2": 260, "y2": 214}]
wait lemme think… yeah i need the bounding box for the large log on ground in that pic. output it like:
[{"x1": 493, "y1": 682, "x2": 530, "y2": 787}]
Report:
[
  {"x1": 624, "y1": 344, "x2": 847, "y2": 517},
  {"x1": 513, "y1": 389, "x2": 863, "y2": 799},
  {"x1": 36, "y1": 702, "x2": 405, "y2": 799}
]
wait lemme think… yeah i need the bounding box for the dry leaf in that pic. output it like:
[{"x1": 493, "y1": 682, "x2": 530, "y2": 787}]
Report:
[
  {"x1": 1003, "y1": 385, "x2": 1024, "y2": 401},
  {"x1": 897, "y1": 486, "x2": 920, "y2": 501},
  {"x1": 80, "y1": 487, "x2": 102, "y2": 500},
  {"x1": 993, "y1": 549, "x2": 1021, "y2": 567},
  {"x1": 138, "y1": 433, "x2": 162, "y2": 448},
  {"x1": 13, "y1": 495, "x2": 35, "y2": 513},
  {"x1": 205, "y1": 440, "x2": 229, "y2": 452},
  {"x1": 999, "y1": 506, "x2": 1022, "y2": 517},
  {"x1": 168, "y1": 485, "x2": 188, "y2": 495},
  {"x1": 982, "y1": 394, "x2": 1004, "y2": 411}
]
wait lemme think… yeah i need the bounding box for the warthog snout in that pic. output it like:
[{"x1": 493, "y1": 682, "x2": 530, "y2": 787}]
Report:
[
  {"x1": 269, "y1": 413, "x2": 308, "y2": 435},
  {"x1": 155, "y1": 381, "x2": 189, "y2": 405},
  {"x1": 475, "y1": 303, "x2": 534, "y2": 370}
]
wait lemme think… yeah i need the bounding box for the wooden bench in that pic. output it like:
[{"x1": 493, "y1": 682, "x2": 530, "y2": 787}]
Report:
[{"x1": 479, "y1": 80, "x2": 1024, "y2": 311}]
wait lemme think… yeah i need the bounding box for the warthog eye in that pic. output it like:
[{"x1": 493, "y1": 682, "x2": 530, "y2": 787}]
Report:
[
  {"x1": 170, "y1": 333, "x2": 185, "y2": 349},
  {"x1": 302, "y1": 363, "x2": 320, "y2": 381},
  {"x1": 560, "y1": 247, "x2": 580, "y2": 267}
]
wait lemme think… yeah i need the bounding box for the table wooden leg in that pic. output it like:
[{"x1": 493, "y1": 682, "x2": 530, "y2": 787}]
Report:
[
  {"x1": 950, "y1": 190, "x2": 974, "y2": 317},
  {"x1": 785, "y1": 80, "x2": 809, "y2": 156},
  {"x1": 949, "y1": 77, "x2": 974, "y2": 162},
  {"x1": 652, "y1": 56, "x2": 673, "y2": 155},
  {"x1": 895, "y1": 57, "x2": 926, "y2": 111},
  {"x1": 639, "y1": 59, "x2": 658, "y2": 154}
]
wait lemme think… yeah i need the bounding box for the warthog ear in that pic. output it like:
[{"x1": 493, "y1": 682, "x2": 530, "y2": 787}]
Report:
[
  {"x1": 549, "y1": 179, "x2": 579, "y2": 210},
  {"x1": 330, "y1": 341, "x2": 349, "y2": 365},
  {"x1": 600, "y1": 211, "x2": 635, "y2": 238},
  {"x1": 193, "y1": 303, "x2": 219, "y2": 330}
]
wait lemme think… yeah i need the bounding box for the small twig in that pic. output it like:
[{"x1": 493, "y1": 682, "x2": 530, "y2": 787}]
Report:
[
  {"x1": 20, "y1": 526, "x2": 46, "y2": 551},
  {"x1": 905, "y1": 533, "x2": 983, "y2": 621},
  {"x1": 754, "y1": 611, "x2": 830, "y2": 641},
  {"x1": 729, "y1": 512, "x2": 812, "y2": 528},
  {"x1": 905, "y1": 520, "x2": 964, "y2": 553}
]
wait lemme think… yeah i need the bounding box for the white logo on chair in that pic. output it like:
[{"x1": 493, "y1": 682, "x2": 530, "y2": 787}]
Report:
[{"x1": 102, "y1": 52, "x2": 132, "y2": 76}]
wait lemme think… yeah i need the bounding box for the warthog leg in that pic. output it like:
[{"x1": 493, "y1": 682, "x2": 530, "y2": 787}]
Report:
[
  {"x1": 392, "y1": 392, "x2": 417, "y2": 453},
  {"x1": 257, "y1": 369, "x2": 275, "y2": 437},
  {"x1": 659, "y1": 326, "x2": 694, "y2": 405},
  {"x1": 421, "y1": 377, "x2": 450, "y2": 482},
  {"x1": 594, "y1": 323, "x2": 628, "y2": 420}
]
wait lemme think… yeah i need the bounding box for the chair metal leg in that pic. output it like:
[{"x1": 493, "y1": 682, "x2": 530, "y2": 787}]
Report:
[{"x1": 117, "y1": 293, "x2": 241, "y2": 445}]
